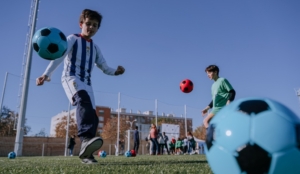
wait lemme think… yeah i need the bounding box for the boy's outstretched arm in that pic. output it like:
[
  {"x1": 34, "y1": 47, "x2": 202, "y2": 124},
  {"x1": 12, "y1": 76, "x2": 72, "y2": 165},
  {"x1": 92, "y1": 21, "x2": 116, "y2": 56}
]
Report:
[{"x1": 36, "y1": 57, "x2": 64, "y2": 86}]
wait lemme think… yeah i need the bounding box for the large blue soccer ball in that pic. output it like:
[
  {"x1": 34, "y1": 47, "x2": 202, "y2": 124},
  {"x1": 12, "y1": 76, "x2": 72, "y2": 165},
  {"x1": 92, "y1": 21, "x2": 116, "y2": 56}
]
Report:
[
  {"x1": 205, "y1": 98, "x2": 300, "y2": 174},
  {"x1": 32, "y1": 27, "x2": 67, "y2": 60},
  {"x1": 8, "y1": 152, "x2": 16, "y2": 159},
  {"x1": 99, "y1": 150, "x2": 107, "y2": 158},
  {"x1": 124, "y1": 150, "x2": 132, "y2": 157}
]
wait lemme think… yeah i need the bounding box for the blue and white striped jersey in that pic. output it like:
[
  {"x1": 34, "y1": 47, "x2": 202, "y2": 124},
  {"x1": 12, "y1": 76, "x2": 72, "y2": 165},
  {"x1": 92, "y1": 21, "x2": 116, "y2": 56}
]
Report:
[{"x1": 43, "y1": 34, "x2": 116, "y2": 85}]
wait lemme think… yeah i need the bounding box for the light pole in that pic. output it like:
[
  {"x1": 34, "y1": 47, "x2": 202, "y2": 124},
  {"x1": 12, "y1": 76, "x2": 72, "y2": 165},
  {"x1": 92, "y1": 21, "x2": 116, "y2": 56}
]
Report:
[{"x1": 126, "y1": 119, "x2": 137, "y2": 130}]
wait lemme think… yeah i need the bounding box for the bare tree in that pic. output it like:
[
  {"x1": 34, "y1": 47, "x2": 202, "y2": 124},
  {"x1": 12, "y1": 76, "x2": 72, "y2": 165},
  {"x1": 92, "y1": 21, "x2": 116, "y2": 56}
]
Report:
[
  {"x1": 55, "y1": 114, "x2": 78, "y2": 138},
  {"x1": 35, "y1": 128, "x2": 47, "y2": 137}
]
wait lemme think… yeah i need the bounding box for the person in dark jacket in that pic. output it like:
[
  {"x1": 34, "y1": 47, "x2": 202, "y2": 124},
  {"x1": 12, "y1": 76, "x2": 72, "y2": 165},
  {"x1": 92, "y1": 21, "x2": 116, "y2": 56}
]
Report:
[
  {"x1": 68, "y1": 135, "x2": 76, "y2": 156},
  {"x1": 133, "y1": 126, "x2": 140, "y2": 154}
]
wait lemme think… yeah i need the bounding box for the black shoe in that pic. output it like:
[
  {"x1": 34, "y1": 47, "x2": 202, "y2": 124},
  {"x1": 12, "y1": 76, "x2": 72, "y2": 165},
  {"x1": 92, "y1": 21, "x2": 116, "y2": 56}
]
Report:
[
  {"x1": 79, "y1": 137, "x2": 103, "y2": 159},
  {"x1": 81, "y1": 155, "x2": 98, "y2": 164}
]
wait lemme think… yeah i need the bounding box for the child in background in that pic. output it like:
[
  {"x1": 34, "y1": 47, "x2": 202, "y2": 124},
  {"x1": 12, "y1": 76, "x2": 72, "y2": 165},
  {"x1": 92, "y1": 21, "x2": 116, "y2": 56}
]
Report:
[
  {"x1": 175, "y1": 137, "x2": 183, "y2": 155},
  {"x1": 182, "y1": 137, "x2": 188, "y2": 154},
  {"x1": 169, "y1": 137, "x2": 176, "y2": 155}
]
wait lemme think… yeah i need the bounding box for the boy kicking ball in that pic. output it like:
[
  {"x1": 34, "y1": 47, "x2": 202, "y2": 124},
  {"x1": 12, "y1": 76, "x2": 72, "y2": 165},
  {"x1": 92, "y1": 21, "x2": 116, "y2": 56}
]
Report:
[
  {"x1": 36, "y1": 9, "x2": 125, "y2": 164},
  {"x1": 202, "y1": 65, "x2": 235, "y2": 128}
]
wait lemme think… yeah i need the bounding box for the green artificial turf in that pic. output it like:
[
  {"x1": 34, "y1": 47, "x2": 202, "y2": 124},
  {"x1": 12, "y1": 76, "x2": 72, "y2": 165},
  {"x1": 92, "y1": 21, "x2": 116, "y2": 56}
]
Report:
[{"x1": 0, "y1": 155, "x2": 213, "y2": 174}]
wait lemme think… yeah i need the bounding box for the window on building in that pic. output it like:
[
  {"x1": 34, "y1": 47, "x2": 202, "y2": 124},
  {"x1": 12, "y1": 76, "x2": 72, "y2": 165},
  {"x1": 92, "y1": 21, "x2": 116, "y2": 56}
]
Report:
[
  {"x1": 99, "y1": 116, "x2": 104, "y2": 122},
  {"x1": 99, "y1": 110, "x2": 104, "y2": 115}
]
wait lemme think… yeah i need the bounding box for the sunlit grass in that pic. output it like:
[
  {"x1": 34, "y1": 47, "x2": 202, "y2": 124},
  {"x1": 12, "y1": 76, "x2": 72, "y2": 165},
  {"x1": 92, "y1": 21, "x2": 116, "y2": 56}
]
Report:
[{"x1": 0, "y1": 155, "x2": 212, "y2": 174}]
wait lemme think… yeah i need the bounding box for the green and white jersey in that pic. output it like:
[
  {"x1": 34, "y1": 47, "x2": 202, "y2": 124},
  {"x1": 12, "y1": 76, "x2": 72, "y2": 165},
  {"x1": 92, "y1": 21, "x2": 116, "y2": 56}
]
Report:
[{"x1": 211, "y1": 77, "x2": 233, "y2": 114}]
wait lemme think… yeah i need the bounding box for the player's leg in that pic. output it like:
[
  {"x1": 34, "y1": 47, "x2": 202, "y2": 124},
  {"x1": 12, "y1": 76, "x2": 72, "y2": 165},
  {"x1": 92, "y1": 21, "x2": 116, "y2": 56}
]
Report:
[
  {"x1": 75, "y1": 86, "x2": 102, "y2": 162},
  {"x1": 203, "y1": 112, "x2": 215, "y2": 128},
  {"x1": 62, "y1": 77, "x2": 102, "y2": 163},
  {"x1": 164, "y1": 143, "x2": 169, "y2": 154},
  {"x1": 133, "y1": 141, "x2": 137, "y2": 152},
  {"x1": 154, "y1": 138, "x2": 159, "y2": 155}
]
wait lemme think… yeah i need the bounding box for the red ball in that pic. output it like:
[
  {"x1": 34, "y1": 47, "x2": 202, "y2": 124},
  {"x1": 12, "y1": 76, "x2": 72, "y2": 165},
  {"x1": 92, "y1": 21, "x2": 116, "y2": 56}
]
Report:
[
  {"x1": 130, "y1": 149, "x2": 136, "y2": 157},
  {"x1": 180, "y1": 79, "x2": 193, "y2": 93}
]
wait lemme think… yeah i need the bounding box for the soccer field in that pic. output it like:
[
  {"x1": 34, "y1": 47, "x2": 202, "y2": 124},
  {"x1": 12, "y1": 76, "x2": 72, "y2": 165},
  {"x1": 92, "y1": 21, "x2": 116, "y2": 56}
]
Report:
[{"x1": 0, "y1": 155, "x2": 212, "y2": 174}]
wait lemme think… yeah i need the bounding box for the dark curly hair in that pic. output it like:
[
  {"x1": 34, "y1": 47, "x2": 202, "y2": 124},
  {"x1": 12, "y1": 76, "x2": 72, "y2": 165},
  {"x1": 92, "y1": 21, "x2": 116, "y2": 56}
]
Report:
[
  {"x1": 79, "y1": 9, "x2": 102, "y2": 29},
  {"x1": 205, "y1": 65, "x2": 219, "y2": 75}
]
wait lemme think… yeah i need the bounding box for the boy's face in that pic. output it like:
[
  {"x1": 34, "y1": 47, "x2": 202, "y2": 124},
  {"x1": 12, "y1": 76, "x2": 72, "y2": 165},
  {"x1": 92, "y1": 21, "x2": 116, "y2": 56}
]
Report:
[
  {"x1": 80, "y1": 18, "x2": 99, "y2": 40},
  {"x1": 206, "y1": 71, "x2": 218, "y2": 80}
]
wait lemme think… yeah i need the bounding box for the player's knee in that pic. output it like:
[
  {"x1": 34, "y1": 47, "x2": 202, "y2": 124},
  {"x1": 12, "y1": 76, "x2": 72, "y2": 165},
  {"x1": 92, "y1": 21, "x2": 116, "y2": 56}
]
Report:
[{"x1": 73, "y1": 90, "x2": 92, "y2": 105}]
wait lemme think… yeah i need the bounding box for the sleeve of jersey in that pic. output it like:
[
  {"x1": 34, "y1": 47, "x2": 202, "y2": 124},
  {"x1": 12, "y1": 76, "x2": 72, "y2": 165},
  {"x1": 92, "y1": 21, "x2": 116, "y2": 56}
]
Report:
[
  {"x1": 95, "y1": 46, "x2": 116, "y2": 75},
  {"x1": 222, "y1": 78, "x2": 234, "y2": 91},
  {"x1": 43, "y1": 35, "x2": 75, "y2": 80}
]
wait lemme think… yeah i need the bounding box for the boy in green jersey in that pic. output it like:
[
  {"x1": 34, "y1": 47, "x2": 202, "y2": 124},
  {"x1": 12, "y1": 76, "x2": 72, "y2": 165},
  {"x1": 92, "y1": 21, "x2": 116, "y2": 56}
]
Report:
[{"x1": 202, "y1": 65, "x2": 236, "y2": 128}]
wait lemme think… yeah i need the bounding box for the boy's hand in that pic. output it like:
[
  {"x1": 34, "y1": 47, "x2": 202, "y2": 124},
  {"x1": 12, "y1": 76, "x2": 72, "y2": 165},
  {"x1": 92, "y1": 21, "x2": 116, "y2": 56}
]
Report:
[
  {"x1": 226, "y1": 100, "x2": 231, "y2": 105},
  {"x1": 115, "y1": 66, "x2": 125, "y2": 75},
  {"x1": 201, "y1": 107, "x2": 209, "y2": 116},
  {"x1": 36, "y1": 75, "x2": 49, "y2": 86}
]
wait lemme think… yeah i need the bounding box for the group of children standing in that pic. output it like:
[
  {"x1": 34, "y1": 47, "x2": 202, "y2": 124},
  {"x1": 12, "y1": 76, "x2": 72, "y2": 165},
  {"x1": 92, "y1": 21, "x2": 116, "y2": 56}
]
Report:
[{"x1": 168, "y1": 132, "x2": 196, "y2": 155}]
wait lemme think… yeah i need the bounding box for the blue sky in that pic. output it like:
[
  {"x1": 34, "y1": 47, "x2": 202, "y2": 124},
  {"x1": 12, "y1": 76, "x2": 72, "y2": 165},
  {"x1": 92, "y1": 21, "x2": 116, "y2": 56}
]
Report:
[{"x1": 0, "y1": 0, "x2": 300, "y2": 135}]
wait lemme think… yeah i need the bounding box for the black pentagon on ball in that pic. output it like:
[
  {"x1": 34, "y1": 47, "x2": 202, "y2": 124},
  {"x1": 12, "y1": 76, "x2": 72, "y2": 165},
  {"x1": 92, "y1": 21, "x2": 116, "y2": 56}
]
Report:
[
  {"x1": 33, "y1": 43, "x2": 39, "y2": 52},
  {"x1": 184, "y1": 87, "x2": 189, "y2": 92},
  {"x1": 238, "y1": 100, "x2": 270, "y2": 115},
  {"x1": 236, "y1": 143, "x2": 271, "y2": 174},
  {"x1": 59, "y1": 32, "x2": 67, "y2": 41},
  {"x1": 205, "y1": 124, "x2": 215, "y2": 151},
  {"x1": 47, "y1": 43, "x2": 59, "y2": 53},
  {"x1": 189, "y1": 81, "x2": 193, "y2": 86},
  {"x1": 182, "y1": 80, "x2": 186, "y2": 84},
  {"x1": 40, "y1": 28, "x2": 51, "y2": 36},
  {"x1": 296, "y1": 124, "x2": 300, "y2": 150}
]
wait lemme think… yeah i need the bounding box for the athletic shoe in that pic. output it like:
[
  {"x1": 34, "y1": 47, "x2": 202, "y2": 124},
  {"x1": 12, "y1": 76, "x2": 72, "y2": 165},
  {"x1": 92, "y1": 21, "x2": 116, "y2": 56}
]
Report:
[
  {"x1": 79, "y1": 137, "x2": 103, "y2": 159},
  {"x1": 81, "y1": 155, "x2": 98, "y2": 164}
]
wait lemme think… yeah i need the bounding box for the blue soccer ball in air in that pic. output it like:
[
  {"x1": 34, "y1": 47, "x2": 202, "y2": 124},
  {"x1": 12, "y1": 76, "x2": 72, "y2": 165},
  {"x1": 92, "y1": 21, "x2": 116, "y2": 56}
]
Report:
[
  {"x1": 99, "y1": 150, "x2": 107, "y2": 158},
  {"x1": 205, "y1": 98, "x2": 300, "y2": 174},
  {"x1": 8, "y1": 152, "x2": 16, "y2": 159},
  {"x1": 124, "y1": 150, "x2": 132, "y2": 157},
  {"x1": 32, "y1": 27, "x2": 67, "y2": 60}
]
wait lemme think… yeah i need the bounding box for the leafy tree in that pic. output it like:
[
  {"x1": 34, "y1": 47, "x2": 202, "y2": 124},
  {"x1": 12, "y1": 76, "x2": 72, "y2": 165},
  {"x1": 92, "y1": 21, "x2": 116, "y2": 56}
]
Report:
[
  {"x1": 0, "y1": 106, "x2": 31, "y2": 136},
  {"x1": 55, "y1": 113, "x2": 78, "y2": 138},
  {"x1": 193, "y1": 125, "x2": 206, "y2": 140},
  {"x1": 102, "y1": 116, "x2": 130, "y2": 140}
]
